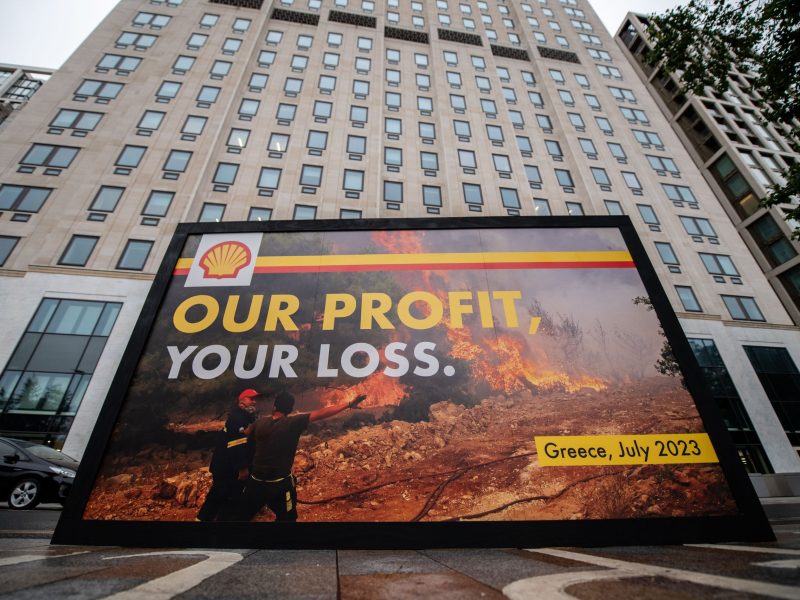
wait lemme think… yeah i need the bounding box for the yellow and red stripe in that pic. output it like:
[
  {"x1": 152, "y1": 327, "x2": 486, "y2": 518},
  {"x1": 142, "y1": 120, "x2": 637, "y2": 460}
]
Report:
[{"x1": 173, "y1": 251, "x2": 634, "y2": 276}]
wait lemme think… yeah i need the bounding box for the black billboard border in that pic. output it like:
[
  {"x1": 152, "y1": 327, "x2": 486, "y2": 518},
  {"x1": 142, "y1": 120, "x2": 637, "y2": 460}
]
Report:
[{"x1": 53, "y1": 216, "x2": 774, "y2": 549}]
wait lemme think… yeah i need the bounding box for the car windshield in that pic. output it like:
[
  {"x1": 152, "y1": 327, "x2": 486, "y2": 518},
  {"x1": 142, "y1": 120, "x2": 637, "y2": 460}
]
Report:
[{"x1": 16, "y1": 440, "x2": 77, "y2": 462}]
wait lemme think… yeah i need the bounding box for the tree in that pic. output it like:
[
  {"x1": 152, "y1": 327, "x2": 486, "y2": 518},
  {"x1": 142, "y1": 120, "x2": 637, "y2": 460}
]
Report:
[{"x1": 645, "y1": 0, "x2": 800, "y2": 236}]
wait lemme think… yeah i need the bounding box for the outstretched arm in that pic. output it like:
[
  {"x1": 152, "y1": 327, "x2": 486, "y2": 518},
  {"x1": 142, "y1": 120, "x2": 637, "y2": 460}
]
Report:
[{"x1": 309, "y1": 394, "x2": 366, "y2": 423}]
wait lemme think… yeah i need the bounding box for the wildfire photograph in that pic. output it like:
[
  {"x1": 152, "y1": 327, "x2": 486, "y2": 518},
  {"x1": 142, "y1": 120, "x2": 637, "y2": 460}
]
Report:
[{"x1": 82, "y1": 226, "x2": 738, "y2": 523}]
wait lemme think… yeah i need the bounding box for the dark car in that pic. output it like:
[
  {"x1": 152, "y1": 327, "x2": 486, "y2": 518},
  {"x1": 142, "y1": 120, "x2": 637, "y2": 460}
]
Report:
[{"x1": 0, "y1": 437, "x2": 79, "y2": 509}]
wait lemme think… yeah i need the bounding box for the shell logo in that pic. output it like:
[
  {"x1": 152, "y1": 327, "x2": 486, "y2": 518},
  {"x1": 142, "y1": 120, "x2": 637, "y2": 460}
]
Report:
[{"x1": 199, "y1": 241, "x2": 252, "y2": 279}]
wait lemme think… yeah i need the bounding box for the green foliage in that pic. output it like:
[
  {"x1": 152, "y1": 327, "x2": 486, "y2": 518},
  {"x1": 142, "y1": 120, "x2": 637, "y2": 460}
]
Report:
[
  {"x1": 646, "y1": 0, "x2": 800, "y2": 235},
  {"x1": 633, "y1": 296, "x2": 684, "y2": 383}
]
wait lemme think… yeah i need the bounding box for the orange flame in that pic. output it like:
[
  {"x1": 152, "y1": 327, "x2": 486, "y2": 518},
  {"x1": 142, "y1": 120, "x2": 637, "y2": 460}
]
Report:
[
  {"x1": 318, "y1": 370, "x2": 407, "y2": 409},
  {"x1": 367, "y1": 230, "x2": 606, "y2": 398}
]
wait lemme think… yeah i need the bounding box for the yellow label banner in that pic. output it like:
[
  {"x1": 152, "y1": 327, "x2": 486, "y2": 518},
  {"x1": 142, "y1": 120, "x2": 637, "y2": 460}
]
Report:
[{"x1": 535, "y1": 434, "x2": 719, "y2": 466}]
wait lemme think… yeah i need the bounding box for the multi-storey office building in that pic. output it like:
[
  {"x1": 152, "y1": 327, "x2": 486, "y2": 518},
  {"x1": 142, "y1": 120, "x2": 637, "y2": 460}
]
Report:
[
  {"x1": 617, "y1": 13, "x2": 800, "y2": 325},
  {"x1": 0, "y1": 64, "x2": 54, "y2": 126},
  {"x1": 0, "y1": 0, "x2": 798, "y2": 488}
]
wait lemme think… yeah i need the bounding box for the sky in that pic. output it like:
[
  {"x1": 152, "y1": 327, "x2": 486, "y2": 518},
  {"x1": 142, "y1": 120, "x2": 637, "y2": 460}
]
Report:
[{"x1": 0, "y1": 0, "x2": 688, "y2": 70}]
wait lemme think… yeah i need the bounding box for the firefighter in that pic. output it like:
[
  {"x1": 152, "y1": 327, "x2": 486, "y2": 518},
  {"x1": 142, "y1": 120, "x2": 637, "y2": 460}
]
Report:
[
  {"x1": 196, "y1": 388, "x2": 261, "y2": 522},
  {"x1": 237, "y1": 391, "x2": 367, "y2": 522}
]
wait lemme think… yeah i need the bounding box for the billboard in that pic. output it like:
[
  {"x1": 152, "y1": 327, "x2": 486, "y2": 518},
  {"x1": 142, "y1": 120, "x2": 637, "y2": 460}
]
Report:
[{"x1": 54, "y1": 217, "x2": 772, "y2": 548}]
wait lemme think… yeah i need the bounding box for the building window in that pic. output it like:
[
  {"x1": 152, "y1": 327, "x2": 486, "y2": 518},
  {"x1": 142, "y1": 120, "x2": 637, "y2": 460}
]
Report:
[
  {"x1": 554, "y1": 168, "x2": 574, "y2": 190},
  {"x1": 462, "y1": 183, "x2": 483, "y2": 208},
  {"x1": 199, "y1": 203, "x2": 225, "y2": 222},
  {"x1": 0, "y1": 185, "x2": 51, "y2": 213},
  {"x1": 155, "y1": 80, "x2": 181, "y2": 101},
  {"x1": 249, "y1": 73, "x2": 268, "y2": 91},
  {"x1": 607, "y1": 142, "x2": 627, "y2": 161},
  {"x1": 458, "y1": 149, "x2": 477, "y2": 169},
  {"x1": 163, "y1": 150, "x2": 192, "y2": 173},
  {"x1": 566, "y1": 202, "x2": 584, "y2": 216},
  {"x1": 233, "y1": 18, "x2": 251, "y2": 33},
  {"x1": 313, "y1": 101, "x2": 332, "y2": 120},
  {"x1": 300, "y1": 165, "x2": 323, "y2": 187},
  {"x1": 688, "y1": 338, "x2": 772, "y2": 473},
  {"x1": 500, "y1": 187, "x2": 520, "y2": 210},
  {"x1": 199, "y1": 14, "x2": 219, "y2": 28},
  {"x1": 748, "y1": 214, "x2": 797, "y2": 267},
  {"x1": 117, "y1": 240, "x2": 153, "y2": 270},
  {"x1": 21, "y1": 144, "x2": 79, "y2": 168},
  {"x1": 743, "y1": 346, "x2": 800, "y2": 447},
  {"x1": 721, "y1": 295, "x2": 764, "y2": 321},
  {"x1": 268, "y1": 133, "x2": 289, "y2": 153},
  {"x1": 307, "y1": 130, "x2": 328, "y2": 152},
  {"x1": 420, "y1": 151, "x2": 438, "y2": 171},
  {"x1": 699, "y1": 253, "x2": 739, "y2": 276},
  {"x1": 637, "y1": 204, "x2": 659, "y2": 226},
  {"x1": 595, "y1": 116, "x2": 613, "y2": 134},
  {"x1": 662, "y1": 184, "x2": 697, "y2": 206},
  {"x1": 525, "y1": 165, "x2": 542, "y2": 187},
  {"x1": 212, "y1": 163, "x2": 239, "y2": 186},
  {"x1": 319, "y1": 75, "x2": 336, "y2": 93},
  {"x1": 97, "y1": 54, "x2": 142, "y2": 73},
  {"x1": 239, "y1": 99, "x2": 260, "y2": 118},
  {"x1": 680, "y1": 216, "x2": 717, "y2": 239},
  {"x1": 655, "y1": 242, "x2": 679, "y2": 265},
  {"x1": 258, "y1": 50, "x2": 276, "y2": 67},
  {"x1": 222, "y1": 38, "x2": 242, "y2": 54},
  {"x1": 115, "y1": 145, "x2": 146, "y2": 168},
  {"x1": 59, "y1": 235, "x2": 98, "y2": 266},
  {"x1": 0, "y1": 236, "x2": 20, "y2": 266},
  {"x1": 621, "y1": 171, "x2": 643, "y2": 193},
  {"x1": 142, "y1": 190, "x2": 173, "y2": 217},
  {"x1": 197, "y1": 86, "x2": 220, "y2": 104},
  {"x1": 340, "y1": 209, "x2": 361, "y2": 219},
  {"x1": 117, "y1": 31, "x2": 157, "y2": 50},
  {"x1": 533, "y1": 198, "x2": 551, "y2": 215},
  {"x1": 676, "y1": 286, "x2": 702, "y2": 312},
  {"x1": 591, "y1": 167, "x2": 611, "y2": 186},
  {"x1": 294, "y1": 204, "x2": 317, "y2": 220},
  {"x1": 516, "y1": 136, "x2": 533, "y2": 155},
  {"x1": 249, "y1": 207, "x2": 272, "y2": 221},
  {"x1": 137, "y1": 110, "x2": 165, "y2": 131},
  {"x1": 422, "y1": 186, "x2": 442, "y2": 209},
  {"x1": 0, "y1": 298, "x2": 122, "y2": 448},
  {"x1": 211, "y1": 60, "x2": 232, "y2": 78},
  {"x1": 604, "y1": 200, "x2": 623, "y2": 215},
  {"x1": 633, "y1": 129, "x2": 663, "y2": 148},
  {"x1": 90, "y1": 186, "x2": 124, "y2": 213},
  {"x1": 343, "y1": 169, "x2": 364, "y2": 192},
  {"x1": 133, "y1": 12, "x2": 171, "y2": 28},
  {"x1": 384, "y1": 146, "x2": 402, "y2": 166},
  {"x1": 493, "y1": 154, "x2": 512, "y2": 174},
  {"x1": 276, "y1": 103, "x2": 297, "y2": 122},
  {"x1": 384, "y1": 181, "x2": 403, "y2": 204},
  {"x1": 454, "y1": 120, "x2": 471, "y2": 139},
  {"x1": 181, "y1": 115, "x2": 207, "y2": 136},
  {"x1": 284, "y1": 77, "x2": 303, "y2": 95},
  {"x1": 227, "y1": 128, "x2": 250, "y2": 150},
  {"x1": 258, "y1": 167, "x2": 282, "y2": 190},
  {"x1": 647, "y1": 155, "x2": 680, "y2": 176}
]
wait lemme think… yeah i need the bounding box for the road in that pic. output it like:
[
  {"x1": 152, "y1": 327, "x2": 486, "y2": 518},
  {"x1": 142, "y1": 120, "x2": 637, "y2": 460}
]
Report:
[{"x1": 0, "y1": 503, "x2": 798, "y2": 599}]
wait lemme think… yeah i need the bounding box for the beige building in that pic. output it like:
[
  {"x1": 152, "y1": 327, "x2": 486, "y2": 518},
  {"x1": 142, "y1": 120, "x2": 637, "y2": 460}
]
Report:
[{"x1": 0, "y1": 0, "x2": 798, "y2": 490}]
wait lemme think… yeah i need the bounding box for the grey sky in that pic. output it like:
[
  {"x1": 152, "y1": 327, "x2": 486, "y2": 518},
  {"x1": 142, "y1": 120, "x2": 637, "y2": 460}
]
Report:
[{"x1": 0, "y1": 0, "x2": 687, "y2": 70}]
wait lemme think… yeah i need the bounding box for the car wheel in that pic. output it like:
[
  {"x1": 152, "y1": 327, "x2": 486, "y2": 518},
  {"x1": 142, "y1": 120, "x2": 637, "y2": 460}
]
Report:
[{"x1": 9, "y1": 478, "x2": 41, "y2": 509}]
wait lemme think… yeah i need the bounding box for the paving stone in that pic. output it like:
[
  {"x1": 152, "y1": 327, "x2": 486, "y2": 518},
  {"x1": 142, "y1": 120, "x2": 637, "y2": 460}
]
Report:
[
  {"x1": 421, "y1": 547, "x2": 594, "y2": 590},
  {"x1": 339, "y1": 572, "x2": 506, "y2": 600},
  {"x1": 180, "y1": 549, "x2": 337, "y2": 600},
  {"x1": 337, "y1": 550, "x2": 450, "y2": 575}
]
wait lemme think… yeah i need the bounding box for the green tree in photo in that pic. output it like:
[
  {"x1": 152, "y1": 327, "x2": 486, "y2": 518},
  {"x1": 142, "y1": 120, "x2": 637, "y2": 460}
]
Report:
[{"x1": 646, "y1": 0, "x2": 799, "y2": 235}]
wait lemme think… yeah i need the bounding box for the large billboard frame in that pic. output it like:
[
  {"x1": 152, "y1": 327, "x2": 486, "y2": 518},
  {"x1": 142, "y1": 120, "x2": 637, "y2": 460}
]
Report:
[{"x1": 53, "y1": 216, "x2": 773, "y2": 548}]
